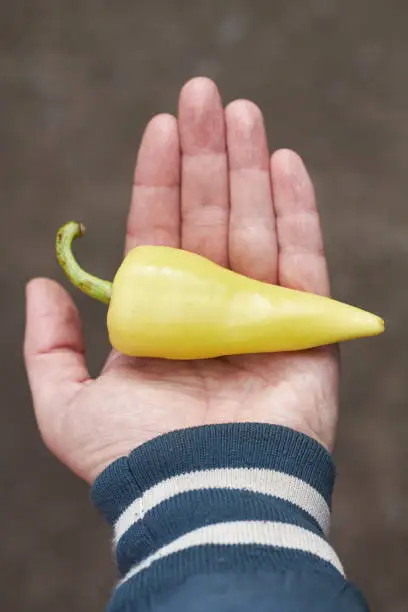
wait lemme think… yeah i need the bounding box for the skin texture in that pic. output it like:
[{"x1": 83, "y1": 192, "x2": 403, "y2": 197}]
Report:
[{"x1": 24, "y1": 77, "x2": 339, "y2": 484}]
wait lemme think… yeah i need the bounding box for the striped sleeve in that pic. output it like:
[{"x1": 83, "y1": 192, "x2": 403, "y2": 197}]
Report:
[{"x1": 91, "y1": 423, "x2": 369, "y2": 612}]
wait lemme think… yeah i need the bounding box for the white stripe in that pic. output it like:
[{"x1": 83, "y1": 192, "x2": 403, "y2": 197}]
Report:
[
  {"x1": 114, "y1": 468, "x2": 330, "y2": 545},
  {"x1": 119, "y1": 521, "x2": 344, "y2": 586}
]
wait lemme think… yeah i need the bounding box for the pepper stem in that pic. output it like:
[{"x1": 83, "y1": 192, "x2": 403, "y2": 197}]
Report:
[{"x1": 56, "y1": 221, "x2": 112, "y2": 304}]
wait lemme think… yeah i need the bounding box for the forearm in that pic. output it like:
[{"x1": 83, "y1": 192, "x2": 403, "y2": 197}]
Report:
[{"x1": 92, "y1": 423, "x2": 369, "y2": 612}]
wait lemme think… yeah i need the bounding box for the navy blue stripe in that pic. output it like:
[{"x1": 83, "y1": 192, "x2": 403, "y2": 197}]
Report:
[
  {"x1": 92, "y1": 424, "x2": 334, "y2": 524},
  {"x1": 108, "y1": 546, "x2": 347, "y2": 612},
  {"x1": 115, "y1": 488, "x2": 325, "y2": 575},
  {"x1": 91, "y1": 457, "x2": 138, "y2": 524}
]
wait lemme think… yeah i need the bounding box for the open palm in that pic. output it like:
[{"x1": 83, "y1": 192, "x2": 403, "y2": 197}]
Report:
[{"x1": 24, "y1": 78, "x2": 339, "y2": 483}]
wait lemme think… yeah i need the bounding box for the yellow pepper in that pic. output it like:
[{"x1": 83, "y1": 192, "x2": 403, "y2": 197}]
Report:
[{"x1": 56, "y1": 221, "x2": 384, "y2": 360}]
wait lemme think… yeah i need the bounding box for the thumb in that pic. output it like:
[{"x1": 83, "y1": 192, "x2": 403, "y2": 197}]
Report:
[{"x1": 24, "y1": 278, "x2": 91, "y2": 437}]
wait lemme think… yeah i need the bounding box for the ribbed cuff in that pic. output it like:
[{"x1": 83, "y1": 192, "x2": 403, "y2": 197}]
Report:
[
  {"x1": 92, "y1": 423, "x2": 335, "y2": 526},
  {"x1": 91, "y1": 424, "x2": 342, "y2": 610}
]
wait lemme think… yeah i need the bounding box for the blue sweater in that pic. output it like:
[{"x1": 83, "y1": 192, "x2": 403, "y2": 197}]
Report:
[{"x1": 91, "y1": 423, "x2": 369, "y2": 611}]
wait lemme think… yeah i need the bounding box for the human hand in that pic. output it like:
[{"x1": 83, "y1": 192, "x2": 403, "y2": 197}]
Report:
[{"x1": 24, "y1": 78, "x2": 339, "y2": 484}]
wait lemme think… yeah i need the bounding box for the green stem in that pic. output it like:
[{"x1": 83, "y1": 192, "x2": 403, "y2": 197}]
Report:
[{"x1": 56, "y1": 221, "x2": 112, "y2": 304}]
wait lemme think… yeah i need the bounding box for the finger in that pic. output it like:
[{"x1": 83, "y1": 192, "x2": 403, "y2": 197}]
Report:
[
  {"x1": 125, "y1": 114, "x2": 180, "y2": 254},
  {"x1": 24, "y1": 279, "x2": 90, "y2": 423},
  {"x1": 226, "y1": 100, "x2": 277, "y2": 283},
  {"x1": 179, "y1": 77, "x2": 229, "y2": 266},
  {"x1": 271, "y1": 149, "x2": 330, "y2": 296}
]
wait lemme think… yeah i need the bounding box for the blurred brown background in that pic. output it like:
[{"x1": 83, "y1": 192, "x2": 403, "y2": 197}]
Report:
[{"x1": 1, "y1": 1, "x2": 407, "y2": 610}]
